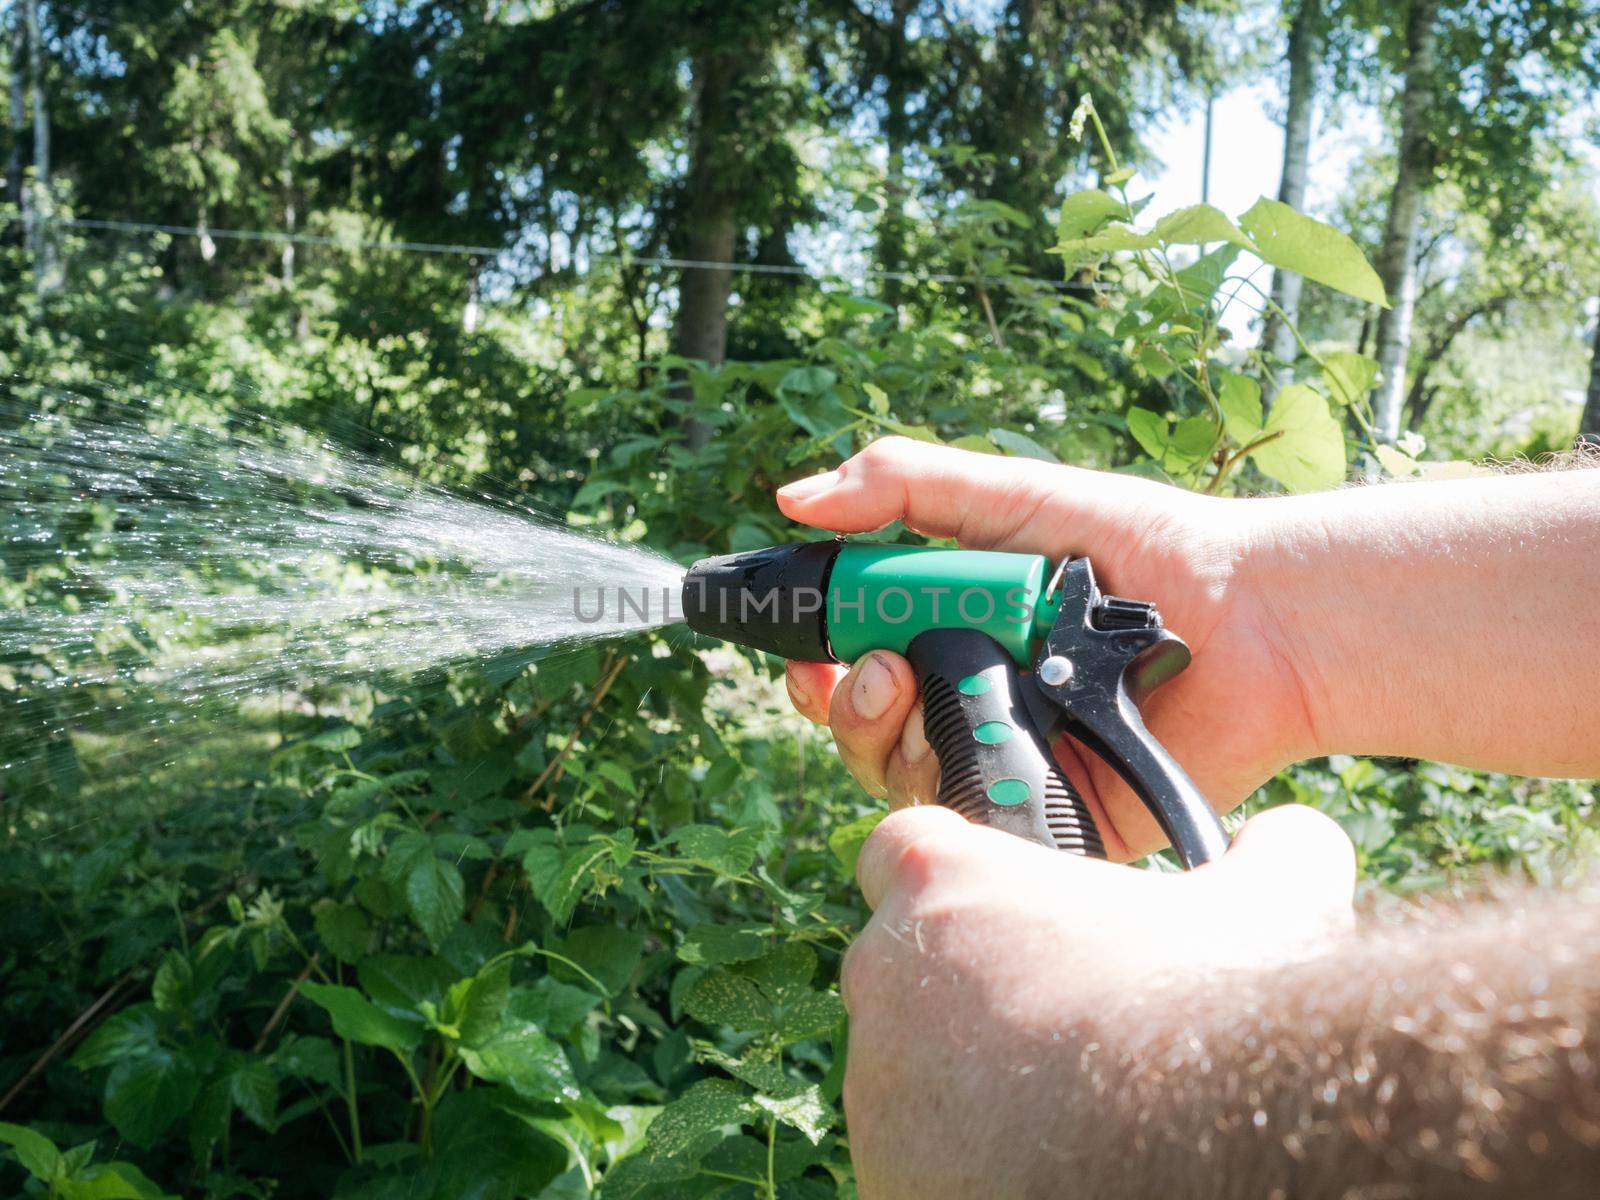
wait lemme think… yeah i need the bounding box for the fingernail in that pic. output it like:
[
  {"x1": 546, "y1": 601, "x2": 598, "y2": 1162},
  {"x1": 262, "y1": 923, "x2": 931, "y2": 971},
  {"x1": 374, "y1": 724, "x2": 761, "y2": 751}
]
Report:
[
  {"x1": 777, "y1": 469, "x2": 841, "y2": 501},
  {"x1": 900, "y1": 705, "x2": 930, "y2": 764},
  {"x1": 786, "y1": 672, "x2": 812, "y2": 712},
  {"x1": 852, "y1": 653, "x2": 896, "y2": 721}
]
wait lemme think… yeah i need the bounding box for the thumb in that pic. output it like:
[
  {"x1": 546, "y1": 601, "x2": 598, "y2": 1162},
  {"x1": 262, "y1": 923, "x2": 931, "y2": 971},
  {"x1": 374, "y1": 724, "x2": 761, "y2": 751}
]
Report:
[
  {"x1": 776, "y1": 436, "x2": 1119, "y2": 554},
  {"x1": 1200, "y1": 804, "x2": 1357, "y2": 939}
]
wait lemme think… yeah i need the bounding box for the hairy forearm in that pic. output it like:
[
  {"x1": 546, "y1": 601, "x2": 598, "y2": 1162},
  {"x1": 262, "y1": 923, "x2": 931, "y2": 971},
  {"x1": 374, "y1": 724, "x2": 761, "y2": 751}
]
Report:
[
  {"x1": 1246, "y1": 468, "x2": 1600, "y2": 776},
  {"x1": 1049, "y1": 882, "x2": 1600, "y2": 1199}
]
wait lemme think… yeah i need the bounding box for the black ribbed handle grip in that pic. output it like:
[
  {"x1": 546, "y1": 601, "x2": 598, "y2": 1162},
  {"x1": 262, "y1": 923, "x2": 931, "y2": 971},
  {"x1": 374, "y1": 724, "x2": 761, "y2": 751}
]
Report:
[{"x1": 906, "y1": 628, "x2": 1103, "y2": 855}]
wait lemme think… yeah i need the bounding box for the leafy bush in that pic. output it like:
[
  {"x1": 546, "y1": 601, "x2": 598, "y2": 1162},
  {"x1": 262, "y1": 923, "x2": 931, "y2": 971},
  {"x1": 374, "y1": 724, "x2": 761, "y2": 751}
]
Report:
[{"x1": 2, "y1": 171, "x2": 1595, "y2": 1199}]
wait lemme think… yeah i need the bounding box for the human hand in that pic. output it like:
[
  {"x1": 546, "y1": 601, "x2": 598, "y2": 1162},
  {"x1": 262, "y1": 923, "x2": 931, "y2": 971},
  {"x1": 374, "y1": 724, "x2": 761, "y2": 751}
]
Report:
[
  {"x1": 841, "y1": 802, "x2": 1355, "y2": 1200},
  {"x1": 778, "y1": 437, "x2": 1312, "y2": 859}
]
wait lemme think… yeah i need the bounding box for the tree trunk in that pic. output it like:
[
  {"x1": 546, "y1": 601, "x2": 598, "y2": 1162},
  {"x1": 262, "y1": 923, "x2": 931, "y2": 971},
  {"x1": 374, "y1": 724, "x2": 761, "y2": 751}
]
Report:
[
  {"x1": 1403, "y1": 297, "x2": 1505, "y2": 432},
  {"x1": 6, "y1": 3, "x2": 24, "y2": 217},
  {"x1": 671, "y1": 35, "x2": 749, "y2": 450},
  {"x1": 23, "y1": 0, "x2": 52, "y2": 288},
  {"x1": 1579, "y1": 307, "x2": 1600, "y2": 444},
  {"x1": 1201, "y1": 88, "x2": 1214, "y2": 205},
  {"x1": 877, "y1": 0, "x2": 913, "y2": 307},
  {"x1": 1371, "y1": 0, "x2": 1439, "y2": 443},
  {"x1": 1261, "y1": 0, "x2": 1323, "y2": 376}
]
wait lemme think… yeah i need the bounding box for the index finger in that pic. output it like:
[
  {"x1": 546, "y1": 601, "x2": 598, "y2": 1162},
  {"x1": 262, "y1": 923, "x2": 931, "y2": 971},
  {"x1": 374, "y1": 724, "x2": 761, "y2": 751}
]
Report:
[{"x1": 775, "y1": 436, "x2": 1076, "y2": 552}]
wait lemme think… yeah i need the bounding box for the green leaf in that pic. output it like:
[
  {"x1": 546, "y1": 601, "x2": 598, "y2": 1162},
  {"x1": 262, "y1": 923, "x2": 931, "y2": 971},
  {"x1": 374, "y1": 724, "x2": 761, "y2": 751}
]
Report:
[
  {"x1": 753, "y1": 1085, "x2": 833, "y2": 1145},
  {"x1": 458, "y1": 1022, "x2": 579, "y2": 1102},
  {"x1": 1249, "y1": 384, "x2": 1348, "y2": 493},
  {"x1": 677, "y1": 923, "x2": 770, "y2": 966},
  {"x1": 299, "y1": 982, "x2": 425, "y2": 1054},
  {"x1": 63, "y1": 1162, "x2": 172, "y2": 1200},
  {"x1": 1375, "y1": 444, "x2": 1419, "y2": 477},
  {"x1": 641, "y1": 1079, "x2": 755, "y2": 1158},
  {"x1": 1138, "y1": 344, "x2": 1176, "y2": 380},
  {"x1": 275, "y1": 1035, "x2": 340, "y2": 1087},
  {"x1": 511, "y1": 978, "x2": 601, "y2": 1036},
  {"x1": 1238, "y1": 198, "x2": 1388, "y2": 308},
  {"x1": 444, "y1": 959, "x2": 512, "y2": 1047},
  {"x1": 1168, "y1": 416, "x2": 1217, "y2": 465},
  {"x1": 1051, "y1": 224, "x2": 1157, "y2": 264},
  {"x1": 827, "y1": 811, "x2": 884, "y2": 877},
  {"x1": 986, "y1": 427, "x2": 1060, "y2": 463},
  {"x1": 1218, "y1": 374, "x2": 1263, "y2": 443},
  {"x1": 1321, "y1": 351, "x2": 1380, "y2": 407},
  {"x1": 425, "y1": 1090, "x2": 567, "y2": 1200},
  {"x1": 684, "y1": 971, "x2": 770, "y2": 1032},
  {"x1": 1056, "y1": 188, "x2": 1125, "y2": 242},
  {"x1": 663, "y1": 824, "x2": 763, "y2": 878},
  {"x1": 0, "y1": 1121, "x2": 61, "y2": 1180},
  {"x1": 1173, "y1": 243, "x2": 1242, "y2": 303},
  {"x1": 104, "y1": 1049, "x2": 200, "y2": 1147},
  {"x1": 151, "y1": 952, "x2": 193, "y2": 1015},
  {"x1": 862, "y1": 382, "x2": 890, "y2": 416},
  {"x1": 556, "y1": 927, "x2": 645, "y2": 996},
  {"x1": 534, "y1": 843, "x2": 611, "y2": 925},
  {"x1": 71, "y1": 1007, "x2": 159, "y2": 1070},
  {"x1": 314, "y1": 900, "x2": 373, "y2": 964},
  {"x1": 948, "y1": 434, "x2": 996, "y2": 454},
  {"x1": 228, "y1": 1059, "x2": 277, "y2": 1130},
  {"x1": 357, "y1": 954, "x2": 456, "y2": 1013},
  {"x1": 1150, "y1": 204, "x2": 1255, "y2": 250},
  {"x1": 406, "y1": 847, "x2": 465, "y2": 949},
  {"x1": 186, "y1": 1077, "x2": 230, "y2": 1164},
  {"x1": 1124, "y1": 407, "x2": 1168, "y2": 459}
]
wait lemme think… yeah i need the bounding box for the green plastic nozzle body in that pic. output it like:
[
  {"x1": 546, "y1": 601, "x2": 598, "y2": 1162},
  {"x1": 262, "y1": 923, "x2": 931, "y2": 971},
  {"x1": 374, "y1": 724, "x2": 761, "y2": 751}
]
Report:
[{"x1": 681, "y1": 541, "x2": 1061, "y2": 665}]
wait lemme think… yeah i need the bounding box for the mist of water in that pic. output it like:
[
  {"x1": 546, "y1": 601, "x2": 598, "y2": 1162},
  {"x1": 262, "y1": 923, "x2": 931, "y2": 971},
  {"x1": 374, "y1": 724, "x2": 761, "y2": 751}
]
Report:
[{"x1": 1, "y1": 394, "x2": 687, "y2": 769}]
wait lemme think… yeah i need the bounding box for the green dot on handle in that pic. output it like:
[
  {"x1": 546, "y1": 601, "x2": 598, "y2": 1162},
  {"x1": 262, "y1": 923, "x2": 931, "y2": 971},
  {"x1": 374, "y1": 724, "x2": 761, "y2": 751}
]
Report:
[
  {"x1": 958, "y1": 674, "x2": 991, "y2": 696},
  {"x1": 974, "y1": 721, "x2": 1012, "y2": 745},
  {"x1": 987, "y1": 778, "x2": 1030, "y2": 806}
]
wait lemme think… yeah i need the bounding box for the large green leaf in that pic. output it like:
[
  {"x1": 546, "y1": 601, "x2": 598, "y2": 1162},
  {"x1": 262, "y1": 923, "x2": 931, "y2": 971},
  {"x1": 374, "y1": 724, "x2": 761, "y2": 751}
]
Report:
[
  {"x1": 1056, "y1": 188, "x2": 1125, "y2": 242},
  {"x1": 826, "y1": 811, "x2": 883, "y2": 877},
  {"x1": 1218, "y1": 374, "x2": 1263, "y2": 443},
  {"x1": 1321, "y1": 351, "x2": 1380, "y2": 407},
  {"x1": 423, "y1": 1091, "x2": 568, "y2": 1200},
  {"x1": 1248, "y1": 384, "x2": 1348, "y2": 493},
  {"x1": 103, "y1": 1050, "x2": 200, "y2": 1147},
  {"x1": 458, "y1": 1022, "x2": 579, "y2": 1102},
  {"x1": 752, "y1": 1085, "x2": 833, "y2": 1145},
  {"x1": 70, "y1": 1006, "x2": 160, "y2": 1069},
  {"x1": 0, "y1": 1121, "x2": 61, "y2": 1180},
  {"x1": 299, "y1": 982, "x2": 425, "y2": 1054},
  {"x1": 684, "y1": 971, "x2": 770, "y2": 1032},
  {"x1": 1150, "y1": 204, "x2": 1255, "y2": 250},
  {"x1": 406, "y1": 850, "x2": 465, "y2": 949},
  {"x1": 676, "y1": 923, "x2": 770, "y2": 966},
  {"x1": 1238, "y1": 198, "x2": 1388, "y2": 308},
  {"x1": 638, "y1": 1079, "x2": 754, "y2": 1158}
]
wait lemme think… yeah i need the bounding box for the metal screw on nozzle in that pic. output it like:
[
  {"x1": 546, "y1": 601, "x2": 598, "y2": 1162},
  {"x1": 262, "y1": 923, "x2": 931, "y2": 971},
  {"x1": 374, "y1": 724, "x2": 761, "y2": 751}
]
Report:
[{"x1": 1038, "y1": 655, "x2": 1074, "y2": 686}]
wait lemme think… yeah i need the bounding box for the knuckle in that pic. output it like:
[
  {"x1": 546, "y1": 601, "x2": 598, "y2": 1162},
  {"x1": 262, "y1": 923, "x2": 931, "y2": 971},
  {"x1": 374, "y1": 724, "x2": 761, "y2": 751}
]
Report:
[{"x1": 855, "y1": 435, "x2": 912, "y2": 469}]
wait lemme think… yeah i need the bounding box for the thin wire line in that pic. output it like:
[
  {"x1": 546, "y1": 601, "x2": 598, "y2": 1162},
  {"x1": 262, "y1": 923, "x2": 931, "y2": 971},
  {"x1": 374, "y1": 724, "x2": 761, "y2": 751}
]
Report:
[{"x1": 17, "y1": 214, "x2": 1073, "y2": 291}]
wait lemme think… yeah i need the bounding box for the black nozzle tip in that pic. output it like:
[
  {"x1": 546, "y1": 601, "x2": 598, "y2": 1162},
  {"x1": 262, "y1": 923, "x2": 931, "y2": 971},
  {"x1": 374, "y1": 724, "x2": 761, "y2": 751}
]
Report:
[{"x1": 681, "y1": 541, "x2": 841, "y2": 662}]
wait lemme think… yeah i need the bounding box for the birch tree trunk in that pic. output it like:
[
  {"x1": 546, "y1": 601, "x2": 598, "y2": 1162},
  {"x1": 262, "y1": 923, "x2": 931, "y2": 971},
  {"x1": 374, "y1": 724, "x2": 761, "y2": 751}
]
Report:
[
  {"x1": 1260, "y1": 0, "x2": 1322, "y2": 377},
  {"x1": 1579, "y1": 308, "x2": 1600, "y2": 444},
  {"x1": 23, "y1": 0, "x2": 53, "y2": 288},
  {"x1": 1371, "y1": 0, "x2": 1439, "y2": 443},
  {"x1": 6, "y1": 3, "x2": 24, "y2": 217}
]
